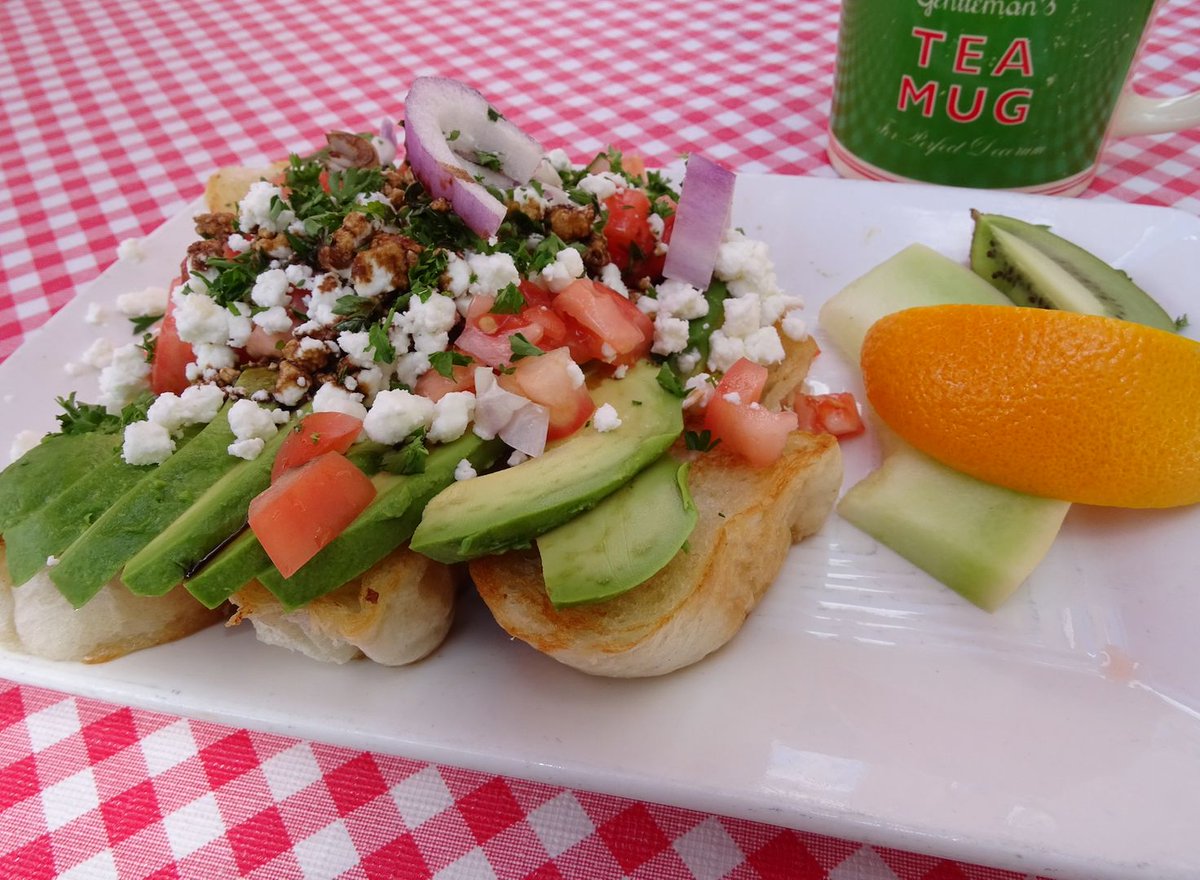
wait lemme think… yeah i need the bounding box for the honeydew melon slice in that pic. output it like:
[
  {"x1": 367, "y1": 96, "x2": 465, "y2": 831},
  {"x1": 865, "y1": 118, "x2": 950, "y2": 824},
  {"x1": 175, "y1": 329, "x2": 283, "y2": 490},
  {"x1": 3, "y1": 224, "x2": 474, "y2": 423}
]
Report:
[{"x1": 819, "y1": 244, "x2": 1069, "y2": 610}]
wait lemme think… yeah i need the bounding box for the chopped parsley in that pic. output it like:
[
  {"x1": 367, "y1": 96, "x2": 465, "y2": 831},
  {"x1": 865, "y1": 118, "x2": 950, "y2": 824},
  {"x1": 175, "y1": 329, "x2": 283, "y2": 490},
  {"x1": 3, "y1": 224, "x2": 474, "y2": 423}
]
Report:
[
  {"x1": 54, "y1": 391, "x2": 154, "y2": 436},
  {"x1": 509, "y1": 333, "x2": 543, "y2": 360},
  {"x1": 429, "y1": 350, "x2": 471, "y2": 379},
  {"x1": 129, "y1": 313, "x2": 163, "y2": 334},
  {"x1": 381, "y1": 427, "x2": 428, "y2": 475},
  {"x1": 490, "y1": 282, "x2": 525, "y2": 314},
  {"x1": 656, "y1": 363, "x2": 687, "y2": 398},
  {"x1": 684, "y1": 429, "x2": 720, "y2": 452}
]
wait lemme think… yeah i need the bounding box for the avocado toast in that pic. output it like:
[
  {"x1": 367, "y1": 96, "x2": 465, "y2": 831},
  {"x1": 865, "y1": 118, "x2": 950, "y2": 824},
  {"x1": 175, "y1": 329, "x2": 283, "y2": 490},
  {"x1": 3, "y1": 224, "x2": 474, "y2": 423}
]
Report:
[{"x1": 0, "y1": 77, "x2": 848, "y2": 672}]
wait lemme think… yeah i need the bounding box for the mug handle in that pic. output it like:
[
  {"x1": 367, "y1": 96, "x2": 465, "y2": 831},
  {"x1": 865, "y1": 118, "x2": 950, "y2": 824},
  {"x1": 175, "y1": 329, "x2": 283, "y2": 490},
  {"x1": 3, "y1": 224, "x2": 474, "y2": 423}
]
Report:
[{"x1": 1111, "y1": 89, "x2": 1200, "y2": 137}]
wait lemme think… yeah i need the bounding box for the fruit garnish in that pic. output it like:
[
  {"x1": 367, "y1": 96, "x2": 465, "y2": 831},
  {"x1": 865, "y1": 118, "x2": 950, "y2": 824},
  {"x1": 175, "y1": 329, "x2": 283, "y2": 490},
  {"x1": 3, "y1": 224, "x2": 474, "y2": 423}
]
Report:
[{"x1": 860, "y1": 304, "x2": 1200, "y2": 509}]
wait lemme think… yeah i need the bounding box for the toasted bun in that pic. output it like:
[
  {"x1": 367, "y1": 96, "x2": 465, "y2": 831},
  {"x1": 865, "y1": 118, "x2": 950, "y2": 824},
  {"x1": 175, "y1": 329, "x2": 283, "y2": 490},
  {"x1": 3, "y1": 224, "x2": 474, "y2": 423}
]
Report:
[
  {"x1": 0, "y1": 543, "x2": 223, "y2": 664},
  {"x1": 470, "y1": 429, "x2": 842, "y2": 677},
  {"x1": 203, "y1": 162, "x2": 287, "y2": 213},
  {"x1": 228, "y1": 546, "x2": 456, "y2": 666}
]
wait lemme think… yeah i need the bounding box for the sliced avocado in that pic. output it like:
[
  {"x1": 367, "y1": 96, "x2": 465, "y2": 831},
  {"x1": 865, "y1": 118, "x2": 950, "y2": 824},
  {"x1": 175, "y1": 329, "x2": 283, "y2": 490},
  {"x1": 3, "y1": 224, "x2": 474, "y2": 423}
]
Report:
[
  {"x1": 120, "y1": 410, "x2": 302, "y2": 596},
  {"x1": 819, "y1": 243, "x2": 1070, "y2": 609},
  {"x1": 2, "y1": 424, "x2": 204, "y2": 586},
  {"x1": 49, "y1": 403, "x2": 246, "y2": 607},
  {"x1": 183, "y1": 528, "x2": 268, "y2": 608},
  {"x1": 0, "y1": 432, "x2": 121, "y2": 533},
  {"x1": 837, "y1": 440, "x2": 1069, "y2": 611},
  {"x1": 969, "y1": 211, "x2": 1178, "y2": 332},
  {"x1": 259, "y1": 433, "x2": 505, "y2": 610},
  {"x1": 410, "y1": 361, "x2": 683, "y2": 564},
  {"x1": 538, "y1": 454, "x2": 697, "y2": 608}
]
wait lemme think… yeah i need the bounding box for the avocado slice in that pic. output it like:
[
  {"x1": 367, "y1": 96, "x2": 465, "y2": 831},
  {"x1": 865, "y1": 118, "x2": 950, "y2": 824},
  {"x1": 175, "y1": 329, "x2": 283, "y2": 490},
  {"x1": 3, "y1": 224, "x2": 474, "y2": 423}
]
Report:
[
  {"x1": 538, "y1": 454, "x2": 698, "y2": 608},
  {"x1": 2, "y1": 424, "x2": 204, "y2": 586},
  {"x1": 410, "y1": 361, "x2": 684, "y2": 564},
  {"x1": 119, "y1": 410, "x2": 302, "y2": 597},
  {"x1": 258, "y1": 433, "x2": 505, "y2": 610},
  {"x1": 0, "y1": 432, "x2": 121, "y2": 533},
  {"x1": 180, "y1": 439, "x2": 396, "y2": 608},
  {"x1": 49, "y1": 403, "x2": 249, "y2": 607}
]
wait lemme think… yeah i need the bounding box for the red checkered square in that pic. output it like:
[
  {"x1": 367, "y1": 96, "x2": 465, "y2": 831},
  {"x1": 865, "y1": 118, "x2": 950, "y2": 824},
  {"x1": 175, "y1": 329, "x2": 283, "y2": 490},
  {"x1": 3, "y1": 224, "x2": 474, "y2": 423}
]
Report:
[
  {"x1": 323, "y1": 754, "x2": 389, "y2": 817},
  {"x1": 596, "y1": 803, "x2": 671, "y2": 874},
  {"x1": 358, "y1": 832, "x2": 430, "y2": 880},
  {"x1": 99, "y1": 779, "x2": 161, "y2": 846},
  {"x1": 197, "y1": 730, "x2": 260, "y2": 791},
  {"x1": 0, "y1": 756, "x2": 40, "y2": 813},
  {"x1": 0, "y1": 833, "x2": 55, "y2": 880},
  {"x1": 226, "y1": 805, "x2": 292, "y2": 875}
]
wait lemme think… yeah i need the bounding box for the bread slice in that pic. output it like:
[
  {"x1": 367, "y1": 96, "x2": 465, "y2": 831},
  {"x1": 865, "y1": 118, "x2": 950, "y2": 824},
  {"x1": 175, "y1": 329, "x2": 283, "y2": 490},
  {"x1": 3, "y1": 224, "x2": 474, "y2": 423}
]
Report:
[
  {"x1": 0, "y1": 542, "x2": 223, "y2": 664},
  {"x1": 228, "y1": 546, "x2": 457, "y2": 666},
  {"x1": 203, "y1": 163, "x2": 286, "y2": 213},
  {"x1": 470, "y1": 430, "x2": 842, "y2": 677}
]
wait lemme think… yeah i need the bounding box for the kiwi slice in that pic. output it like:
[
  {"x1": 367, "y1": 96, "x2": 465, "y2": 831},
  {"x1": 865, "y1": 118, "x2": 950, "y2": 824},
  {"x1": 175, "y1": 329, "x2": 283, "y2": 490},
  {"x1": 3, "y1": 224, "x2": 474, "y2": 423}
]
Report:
[{"x1": 969, "y1": 211, "x2": 1178, "y2": 332}]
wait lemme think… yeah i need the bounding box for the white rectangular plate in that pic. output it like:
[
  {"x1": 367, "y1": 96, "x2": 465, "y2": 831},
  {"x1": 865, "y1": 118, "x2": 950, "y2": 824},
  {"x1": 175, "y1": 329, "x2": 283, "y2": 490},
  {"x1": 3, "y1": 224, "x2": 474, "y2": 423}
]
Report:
[{"x1": 3, "y1": 175, "x2": 1199, "y2": 880}]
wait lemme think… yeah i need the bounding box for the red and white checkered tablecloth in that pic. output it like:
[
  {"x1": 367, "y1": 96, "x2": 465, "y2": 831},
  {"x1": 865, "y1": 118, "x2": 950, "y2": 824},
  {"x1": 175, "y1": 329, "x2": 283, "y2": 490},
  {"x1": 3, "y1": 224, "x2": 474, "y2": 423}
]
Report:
[{"x1": 1, "y1": 1, "x2": 1198, "y2": 878}]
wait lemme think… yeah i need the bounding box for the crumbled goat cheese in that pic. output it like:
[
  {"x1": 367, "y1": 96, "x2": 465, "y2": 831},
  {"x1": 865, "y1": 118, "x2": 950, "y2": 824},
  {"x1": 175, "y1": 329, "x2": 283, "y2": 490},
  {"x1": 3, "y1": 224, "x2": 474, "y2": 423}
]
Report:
[
  {"x1": 683, "y1": 373, "x2": 715, "y2": 409},
  {"x1": 708, "y1": 331, "x2": 746, "y2": 374},
  {"x1": 227, "y1": 438, "x2": 266, "y2": 460},
  {"x1": 117, "y1": 238, "x2": 145, "y2": 263},
  {"x1": 675, "y1": 349, "x2": 701, "y2": 375},
  {"x1": 743, "y1": 326, "x2": 786, "y2": 364},
  {"x1": 723, "y1": 391, "x2": 742, "y2": 405},
  {"x1": 229, "y1": 399, "x2": 280, "y2": 438},
  {"x1": 565, "y1": 360, "x2": 585, "y2": 389},
  {"x1": 98, "y1": 343, "x2": 151, "y2": 412},
  {"x1": 714, "y1": 230, "x2": 784, "y2": 300},
  {"x1": 612, "y1": 364, "x2": 629, "y2": 379},
  {"x1": 394, "y1": 352, "x2": 432, "y2": 388},
  {"x1": 428, "y1": 391, "x2": 476, "y2": 443},
  {"x1": 781, "y1": 310, "x2": 808, "y2": 341},
  {"x1": 226, "y1": 233, "x2": 252, "y2": 254},
  {"x1": 251, "y1": 268, "x2": 291, "y2": 308},
  {"x1": 337, "y1": 331, "x2": 377, "y2": 369},
  {"x1": 507, "y1": 449, "x2": 529, "y2": 467},
  {"x1": 185, "y1": 343, "x2": 237, "y2": 382},
  {"x1": 9, "y1": 430, "x2": 41, "y2": 464},
  {"x1": 285, "y1": 263, "x2": 314, "y2": 288},
  {"x1": 363, "y1": 389, "x2": 434, "y2": 444},
  {"x1": 599, "y1": 262, "x2": 628, "y2": 297},
  {"x1": 592, "y1": 403, "x2": 622, "y2": 433},
  {"x1": 238, "y1": 181, "x2": 294, "y2": 234},
  {"x1": 352, "y1": 250, "x2": 401, "y2": 298},
  {"x1": 173, "y1": 289, "x2": 232, "y2": 345},
  {"x1": 312, "y1": 383, "x2": 368, "y2": 420},
  {"x1": 371, "y1": 134, "x2": 396, "y2": 166},
  {"x1": 578, "y1": 172, "x2": 623, "y2": 201},
  {"x1": 721, "y1": 294, "x2": 762, "y2": 338},
  {"x1": 122, "y1": 420, "x2": 174, "y2": 465},
  {"x1": 540, "y1": 246, "x2": 585, "y2": 293},
  {"x1": 85, "y1": 303, "x2": 107, "y2": 325},
  {"x1": 454, "y1": 458, "x2": 477, "y2": 481},
  {"x1": 466, "y1": 252, "x2": 521, "y2": 298},
  {"x1": 253, "y1": 306, "x2": 293, "y2": 334},
  {"x1": 651, "y1": 315, "x2": 690, "y2": 356},
  {"x1": 147, "y1": 384, "x2": 225, "y2": 433},
  {"x1": 116, "y1": 286, "x2": 169, "y2": 318}
]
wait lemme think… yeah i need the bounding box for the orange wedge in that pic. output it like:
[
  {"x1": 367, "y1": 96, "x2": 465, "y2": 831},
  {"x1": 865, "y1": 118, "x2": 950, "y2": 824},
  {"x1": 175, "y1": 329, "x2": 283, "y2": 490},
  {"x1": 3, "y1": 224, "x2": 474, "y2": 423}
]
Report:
[{"x1": 860, "y1": 304, "x2": 1200, "y2": 508}]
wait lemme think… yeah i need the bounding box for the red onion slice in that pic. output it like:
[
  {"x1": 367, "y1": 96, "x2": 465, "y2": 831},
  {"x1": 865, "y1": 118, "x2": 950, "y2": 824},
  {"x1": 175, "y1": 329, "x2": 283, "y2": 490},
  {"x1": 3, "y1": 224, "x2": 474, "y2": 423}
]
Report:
[
  {"x1": 662, "y1": 153, "x2": 736, "y2": 290},
  {"x1": 472, "y1": 368, "x2": 549, "y2": 457},
  {"x1": 404, "y1": 77, "x2": 546, "y2": 239}
]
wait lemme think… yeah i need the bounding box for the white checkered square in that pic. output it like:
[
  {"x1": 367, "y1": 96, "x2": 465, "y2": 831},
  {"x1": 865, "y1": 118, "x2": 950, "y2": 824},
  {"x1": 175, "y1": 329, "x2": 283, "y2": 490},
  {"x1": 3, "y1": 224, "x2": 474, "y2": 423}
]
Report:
[
  {"x1": 388, "y1": 765, "x2": 455, "y2": 830},
  {"x1": 162, "y1": 792, "x2": 225, "y2": 861},
  {"x1": 40, "y1": 767, "x2": 99, "y2": 831},
  {"x1": 524, "y1": 791, "x2": 594, "y2": 859},
  {"x1": 293, "y1": 819, "x2": 360, "y2": 879}
]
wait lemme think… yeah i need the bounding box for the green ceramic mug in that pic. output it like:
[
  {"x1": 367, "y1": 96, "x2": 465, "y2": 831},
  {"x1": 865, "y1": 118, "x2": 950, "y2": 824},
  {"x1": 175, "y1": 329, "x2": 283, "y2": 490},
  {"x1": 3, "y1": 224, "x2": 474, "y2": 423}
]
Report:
[{"x1": 828, "y1": 0, "x2": 1200, "y2": 194}]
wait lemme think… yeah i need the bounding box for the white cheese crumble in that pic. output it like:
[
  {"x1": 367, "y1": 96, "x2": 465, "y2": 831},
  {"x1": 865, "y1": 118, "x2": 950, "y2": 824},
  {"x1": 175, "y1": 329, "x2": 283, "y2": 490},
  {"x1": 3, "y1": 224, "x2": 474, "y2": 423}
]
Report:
[
  {"x1": 251, "y1": 268, "x2": 291, "y2": 308},
  {"x1": 312, "y1": 383, "x2": 368, "y2": 420},
  {"x1": 8, "y1": 430, "x2": 41, "y2": 464},
  {"x1": 540, "y1": 247, "x2": 585, "y2": 293},
  {"x1": 465, "y1": 252, "x2": 520, "y2": 298},
  {"x1": 428, "y1": 391, "x2": 476, "y2": 443},
  {"x1": 362, "y1": 389, "x2": 434, "y2": 444},
  {"x1": 781, "y1": 310, "x2": 808, "y2": 341},
  {"x1": 599, "y1": 262, "x2": 628, "y2": 297},
  {"x1": 683, "y1": 373, "x2": 715, "y2": 409},
  {"x1": 592, "y1": 403, "x2": 622, "y2": 432},
  {"x1": 85, "y1": 303, "x2": 107, "y2": 325},
  {"x1": 117, "y1": 238, "x2": 145, "y2": 263},
  {"x1": 98, "y1": 343, "x2": 151, "y2": 412},
  {"x1": 578, "y1": 172, "x2": 623, "y2": 201},
  {"x1": 226, "y1": 233, "x2": 252, "y2": 254},
  {"x1": 226, "y1": 399, "x2": 279, "y2": 459},
  {"x1": 253, "y1": 305, "x2": 293, "y2": 334},
  {"x1": 147, "y1": 384, "x2": 225, "y2": 433},
  {"x1": 122, "y1": 420, "x2": 175, "y2": 465},
  {"x1": 546, "y1": 148, "x2": 572, "y2": 171},
  {"x1": 116, "y1": 286, "x2": 168, "y2": 318},
  {"x1": 238, "y1": 181, "x2": 294, "y2": 234},
  {"x1": 454, "y1": 458, "x2": 477, "y2": 481}
]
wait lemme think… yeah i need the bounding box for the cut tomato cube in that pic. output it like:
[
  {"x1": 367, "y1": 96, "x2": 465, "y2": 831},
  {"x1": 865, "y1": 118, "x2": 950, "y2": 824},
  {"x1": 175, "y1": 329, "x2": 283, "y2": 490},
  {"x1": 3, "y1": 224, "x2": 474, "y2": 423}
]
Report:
[
  {"x1": 704, "y1": 357, "x2": 797, "y2": 467},
  {"x1": 270, "y1": 412, "x2": 365, "y2": 482},
  {"x1": 150, "y1": 292, "x2": 195, "y2": 396},
  {"x1": 498, "y1": 347, "x2": 595, "y2": 440},
  {"x1": 552, "y1": 279, "x2": 653, "y2": 365},
  {"x1": 250, "y1": 451, "x2": 377, "y2": 578},
  {"x1": 793, "y1": 391, "x2": 864, "y2": 438}
]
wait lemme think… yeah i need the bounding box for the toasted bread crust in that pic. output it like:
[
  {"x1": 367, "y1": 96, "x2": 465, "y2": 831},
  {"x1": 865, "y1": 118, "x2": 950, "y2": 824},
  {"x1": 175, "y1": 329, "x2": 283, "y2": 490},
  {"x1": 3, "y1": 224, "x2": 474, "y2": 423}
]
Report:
[
  {"x1": 470, "y1": 430, "x2": 842, "y2": 677},
  {"x1": 0, "y1": 542, "x2": 223, "y2": 663},
  {"x1": 229, "y1": 546, "x2": 457, "y2": 666},
  {"x1": 203, "y1": 162, "x2": 287, "y2": 214}
]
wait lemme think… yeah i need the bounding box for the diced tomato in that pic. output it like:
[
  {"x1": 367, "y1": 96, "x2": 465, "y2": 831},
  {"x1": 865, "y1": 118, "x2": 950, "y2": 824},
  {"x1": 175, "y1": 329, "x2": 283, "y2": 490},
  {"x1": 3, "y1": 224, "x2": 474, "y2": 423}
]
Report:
[
  {"x1": 249, "y1": 451, "x2": 377, "y2": 578},
  {"x1": 150, "y1": 293, "x2": 194, "y2": 396},
  {"x1": 792, "y1": 392, "x2": 864, "y2": 438},
  {"x1": 455, "y1": 323, "x2": 539, "y2": 367},
  {"x1": 498, "y1": 347, "x2": 595, "y2": 440},
  {"x1": 603, "y1": 189, "x2": 658, "y2": 276},
  {"x1": 270, "y1": 412, "x2": 365, "y2": 482},
  {"x1": 704, "y1": 358, "x2": 798, "y2": 468},
  {"x1": 414, "y1": 362, "x2": 476, "y2": 402},
  {"x1": 552, "y1": 279, "x2": 653, "y2": 366}
]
